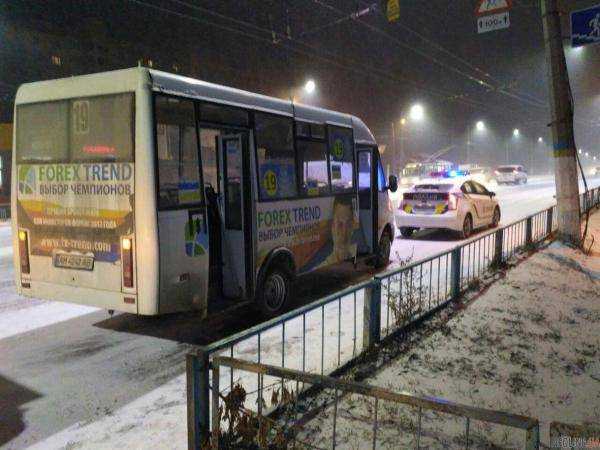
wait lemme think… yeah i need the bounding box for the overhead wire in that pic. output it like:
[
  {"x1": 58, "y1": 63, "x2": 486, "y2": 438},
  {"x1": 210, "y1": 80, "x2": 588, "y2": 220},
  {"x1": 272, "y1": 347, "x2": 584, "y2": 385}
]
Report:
[
  {"x1": 129, "y1": 0, "x2": 488, "y2": 108},
  {"x1": 311, "y1": 0, "x2": 548, "y2": 110},
  {"x1": 128, "y1": 0, "x2": 589, "y2": 131},
  {"x1": 162, "y1": 0, "x2": 550, "y2": 118}
]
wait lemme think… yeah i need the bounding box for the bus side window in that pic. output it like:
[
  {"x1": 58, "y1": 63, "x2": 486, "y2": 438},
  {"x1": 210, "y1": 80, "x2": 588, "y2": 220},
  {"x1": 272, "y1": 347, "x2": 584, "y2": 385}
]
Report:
[
  {"x1": 328, "y1": 126, "x2": 354, "y2": 194},
  {"x1": 155, "y1": 96, "x2": 203, "y2": 209},
  {"x1": 255, "y1": 113, "x2": 297, "y2": 201},
  {"x1": 297, "y1": 140, "x2": 330, "y2": 196},
  {"x1": 357, "y1": 151, "x2": 371, "y2": 209}
]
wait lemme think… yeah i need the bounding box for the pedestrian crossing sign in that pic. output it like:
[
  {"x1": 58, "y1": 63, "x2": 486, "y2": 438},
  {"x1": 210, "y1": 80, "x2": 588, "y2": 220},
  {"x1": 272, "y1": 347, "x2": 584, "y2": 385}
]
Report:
[{"x1": 475, "y1": 0, "x2": 512, "y2": 17}]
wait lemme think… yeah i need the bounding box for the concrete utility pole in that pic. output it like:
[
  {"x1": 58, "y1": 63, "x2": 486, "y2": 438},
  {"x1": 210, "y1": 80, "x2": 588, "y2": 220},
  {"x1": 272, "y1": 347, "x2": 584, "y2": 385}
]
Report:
[{"x1": 541, "y1": 0, "x2": 581, "y2": 243}]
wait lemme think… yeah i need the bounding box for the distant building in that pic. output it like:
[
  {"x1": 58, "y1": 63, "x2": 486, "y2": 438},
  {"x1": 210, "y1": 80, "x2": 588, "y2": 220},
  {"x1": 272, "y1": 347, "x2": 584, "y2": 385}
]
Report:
[{"x1": 0, "y1": 123, "x2": 12, "y2": 218}]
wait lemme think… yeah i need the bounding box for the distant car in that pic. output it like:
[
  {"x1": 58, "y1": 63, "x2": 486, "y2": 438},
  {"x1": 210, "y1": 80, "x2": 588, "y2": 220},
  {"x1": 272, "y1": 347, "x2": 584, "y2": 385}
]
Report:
[
  {"x1": 469, "y1": 166, "x2": 494, "y2": 184},
  {"x1": 494, "y1": 165, "x2": 528, "y2": 184},
  {"x1": 396, "y1": 180, "x2": 501, "y2": 239}
]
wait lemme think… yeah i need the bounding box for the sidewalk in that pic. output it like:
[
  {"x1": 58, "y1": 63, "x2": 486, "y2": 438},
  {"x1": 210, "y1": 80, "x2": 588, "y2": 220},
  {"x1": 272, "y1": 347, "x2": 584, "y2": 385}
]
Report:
[{"x1": 296, "y1": 210, "x2": 600, "y2": 448}]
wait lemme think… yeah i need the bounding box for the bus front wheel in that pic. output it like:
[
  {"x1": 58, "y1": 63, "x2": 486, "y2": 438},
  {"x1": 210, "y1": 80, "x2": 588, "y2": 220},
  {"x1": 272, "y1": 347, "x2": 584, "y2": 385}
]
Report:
[{"x1": 257, "y1": 267, "x2": 291, "y2": 317}]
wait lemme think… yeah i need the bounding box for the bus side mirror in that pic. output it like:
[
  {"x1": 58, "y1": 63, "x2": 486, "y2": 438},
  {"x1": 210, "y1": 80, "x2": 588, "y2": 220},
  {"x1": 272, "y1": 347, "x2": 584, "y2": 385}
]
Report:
[{"x1": 388, "y1": 175, "x2": 398, "y2": 193}]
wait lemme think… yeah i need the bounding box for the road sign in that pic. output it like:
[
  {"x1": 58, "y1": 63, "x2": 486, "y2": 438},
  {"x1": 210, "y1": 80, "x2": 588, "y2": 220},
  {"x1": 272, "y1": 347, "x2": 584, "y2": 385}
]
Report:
[
  {"x1": 475, "y1": 0, "x2": 512, "y2": 17},
  {"x1": 571, "y1": 4, "x2": 600, "y2": 48},
  {"x1": 477, "y1": 11, "x2": 510, "y2": 34},
  {"x1": 387, "y1": 0, "x2": 400, "y2": 22}
]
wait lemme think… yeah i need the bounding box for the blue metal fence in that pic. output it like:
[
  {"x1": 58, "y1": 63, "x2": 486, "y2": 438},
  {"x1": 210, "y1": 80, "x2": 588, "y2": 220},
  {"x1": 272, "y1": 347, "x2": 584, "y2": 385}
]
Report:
[{"x1": 187, "y1": 187, "x2": 600, "y2": 449}]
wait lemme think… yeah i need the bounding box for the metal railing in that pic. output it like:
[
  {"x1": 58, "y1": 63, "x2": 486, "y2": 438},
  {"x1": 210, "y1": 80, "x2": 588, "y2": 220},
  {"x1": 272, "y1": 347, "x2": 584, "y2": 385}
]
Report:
[
  {"x1": 549, "y1": 421, "x2": 600, "y2": 449},
  {"x1": 187, "y1": 280, "x2": 371, "y2": 449},
  {"x1": 377, "y1": 204, "x2": 556, "y2": 340},
  {"x1": 209, "y1": 356, "x2": 540, "y2": 449},
  {"x1": 187, "y1": 187, "x2": 600, "y2": 448}
]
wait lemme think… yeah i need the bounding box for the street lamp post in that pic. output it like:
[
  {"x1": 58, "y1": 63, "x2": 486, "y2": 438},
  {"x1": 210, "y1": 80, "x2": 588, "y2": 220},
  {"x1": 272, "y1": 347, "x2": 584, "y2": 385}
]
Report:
[
  {"x1": 394, "y1": 105, "x2": 422, "y2": 175},
  {"x1": 304, "y1": 79, "x2": 315, "y2": 94},
  {"x1": 469, "y1": 121, "x2": 485, "y2": 164},
  {"x1": 467, "y1": 127, "x2": 471, "y2": 164},
  {"x1": 507, "y1": 129, "x2": 520, "y2": 165},
  {"x1": 409, "y1": 104, "x2": 424, "y2": 121},
  {"x1": 534, "y1": 137, "x2": 544, "y2": 175},
  {"x1": 398, "y1": 117, "x2": 406, "y2": 173}
]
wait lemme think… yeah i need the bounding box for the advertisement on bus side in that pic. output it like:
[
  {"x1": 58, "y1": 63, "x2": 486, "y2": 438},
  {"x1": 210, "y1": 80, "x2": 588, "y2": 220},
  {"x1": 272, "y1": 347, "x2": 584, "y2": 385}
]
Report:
[
  {"x1": 256, "y1": 194, "x2": 360, "y2": 274},
  {"x1": 16, "y1": 162, "x2": 134, "y2": 263}
]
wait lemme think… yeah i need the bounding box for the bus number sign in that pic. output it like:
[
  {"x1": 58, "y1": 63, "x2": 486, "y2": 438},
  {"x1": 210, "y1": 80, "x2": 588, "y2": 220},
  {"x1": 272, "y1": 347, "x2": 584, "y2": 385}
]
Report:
[
  {"x1": 73, "y1": 100, "x2": 90, "y2": 134},
  {"x1": 263, "y1": 170, "x2": 278, "y2": 197},
  {"x1": 332, "y1": 139, "x2": 344, "y2": 161}
]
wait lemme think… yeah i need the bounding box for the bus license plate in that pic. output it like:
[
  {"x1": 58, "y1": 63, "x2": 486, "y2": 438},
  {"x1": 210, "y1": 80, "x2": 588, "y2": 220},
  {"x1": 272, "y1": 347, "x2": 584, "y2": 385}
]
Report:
[{"x1": 54, "y1": 254, "x2": 95, "y2": 271}]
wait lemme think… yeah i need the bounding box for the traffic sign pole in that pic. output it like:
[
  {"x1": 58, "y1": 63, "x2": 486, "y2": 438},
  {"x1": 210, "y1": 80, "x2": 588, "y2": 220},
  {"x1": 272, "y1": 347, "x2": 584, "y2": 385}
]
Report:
[{"x1": 541, "y1": 0, "x2": 581, "y2": 244}]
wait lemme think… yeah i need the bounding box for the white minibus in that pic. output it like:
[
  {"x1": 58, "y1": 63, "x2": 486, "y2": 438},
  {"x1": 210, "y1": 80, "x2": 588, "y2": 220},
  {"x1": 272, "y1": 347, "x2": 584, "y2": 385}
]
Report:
[{"x1": 12, "y1": 68, "x2": 397, "y2": 316}]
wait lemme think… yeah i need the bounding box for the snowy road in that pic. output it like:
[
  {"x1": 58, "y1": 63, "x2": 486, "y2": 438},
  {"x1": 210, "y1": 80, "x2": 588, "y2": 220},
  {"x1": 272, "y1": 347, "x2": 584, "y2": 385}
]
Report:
[{"x1": 0, "y1": 176, "x2": 598, "y2": 449}]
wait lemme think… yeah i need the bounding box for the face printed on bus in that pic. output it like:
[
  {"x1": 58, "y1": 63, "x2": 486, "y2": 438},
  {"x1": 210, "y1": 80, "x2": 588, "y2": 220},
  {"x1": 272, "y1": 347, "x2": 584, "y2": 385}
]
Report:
[{"x1": 330, "y1": 197, "x2": 354, "y2": 263}]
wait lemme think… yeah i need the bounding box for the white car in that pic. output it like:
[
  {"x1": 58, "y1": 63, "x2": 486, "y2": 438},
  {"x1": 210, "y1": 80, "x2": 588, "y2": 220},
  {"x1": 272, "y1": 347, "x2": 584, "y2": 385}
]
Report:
[
  {"x1": 494, "y1": 165, "x2": 528, "y2": 184},
  {"x1": 396, "y1": 180, "x2": 501, "y2": 239}
]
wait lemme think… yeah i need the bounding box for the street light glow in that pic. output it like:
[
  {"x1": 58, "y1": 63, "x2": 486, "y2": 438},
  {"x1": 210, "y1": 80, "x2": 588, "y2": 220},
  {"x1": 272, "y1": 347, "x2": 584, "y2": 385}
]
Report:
[
  {"x1": 475, "y1": 121, "x2": 485, "y2": 131},
  {"x1": 304, "y1": 79, "x2": 316, "y2": 94},
  {"x1": 585, "y1": 152, "x2": 589, "y2": 157},
  {"x1": 400, "y1": 117, "x2": 406, "y2": 126},
  {"x1": 579, "y1": 149, "x2": 583, "y2": 154},
  {"x1": 538, "y1": 137, "x2": 543, "y2": 143},
  {"x1": 409, "y1": 104, "x2": 424, "y2": 121},
  {"x1": 513, "y1": 128, "x2": 520, "y2": 137}
]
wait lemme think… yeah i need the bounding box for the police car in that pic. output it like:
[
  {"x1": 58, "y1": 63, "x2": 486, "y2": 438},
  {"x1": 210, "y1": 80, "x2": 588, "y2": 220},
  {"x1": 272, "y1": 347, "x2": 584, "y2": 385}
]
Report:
[{"x1": 396, "y1": 179, "x2": 501, "y2": 239}]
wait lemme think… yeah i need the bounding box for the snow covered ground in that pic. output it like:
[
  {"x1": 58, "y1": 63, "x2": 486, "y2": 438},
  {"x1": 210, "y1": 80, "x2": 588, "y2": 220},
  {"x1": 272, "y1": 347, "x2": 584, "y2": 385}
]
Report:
[
  {"x1": 293, "y1": 210, "x2": 600, "y2": 449},
  {"x1": 1, "y1": 176, "x2": 599, "y2": 449}
]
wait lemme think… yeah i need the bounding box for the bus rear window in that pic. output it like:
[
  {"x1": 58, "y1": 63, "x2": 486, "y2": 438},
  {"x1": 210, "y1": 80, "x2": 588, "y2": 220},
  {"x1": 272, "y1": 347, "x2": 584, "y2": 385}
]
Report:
[
  {"x1": 17, "y1": 101, "x2": 69, "y2": 162},
  {"x1": 70, "y1": 94, "x2": 133, "y2": 161},
  {"x1": 17, "y1": 93, "x2": 134, "y2": 163}
]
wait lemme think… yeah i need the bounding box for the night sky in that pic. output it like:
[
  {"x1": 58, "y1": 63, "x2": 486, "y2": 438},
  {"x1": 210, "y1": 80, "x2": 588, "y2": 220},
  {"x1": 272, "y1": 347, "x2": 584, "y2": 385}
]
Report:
[{"x1": 1, "y1": 0, "x2": 599, "y2": 169}]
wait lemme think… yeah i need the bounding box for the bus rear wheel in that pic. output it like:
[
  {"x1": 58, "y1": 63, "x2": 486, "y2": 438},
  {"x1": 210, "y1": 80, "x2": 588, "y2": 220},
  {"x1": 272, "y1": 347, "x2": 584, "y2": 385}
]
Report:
[
  {"x1": 375, "y1": 230, "x2": 392, "y2": 268},
  {"x1": 257, "y1": 267, "x2": 291, "y2": 317}
]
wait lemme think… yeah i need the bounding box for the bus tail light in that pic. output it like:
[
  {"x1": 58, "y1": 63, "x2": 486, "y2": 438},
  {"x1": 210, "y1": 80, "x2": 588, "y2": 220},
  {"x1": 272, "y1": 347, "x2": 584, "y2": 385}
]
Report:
[
  {"x1": 18, "y1": 230, "x2": 30, "y2": 275},
  {"x1": 122, "y1": 237, "x2": 134, "y2": 288}
]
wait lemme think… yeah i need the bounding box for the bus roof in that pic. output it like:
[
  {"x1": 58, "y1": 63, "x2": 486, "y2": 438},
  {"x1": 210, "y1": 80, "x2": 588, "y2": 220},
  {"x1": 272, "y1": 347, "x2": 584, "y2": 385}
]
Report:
[
  {"x1": 149, "y1": 69, "x2": 376, "y2": 145},
  {"x1": 15, "y1": 67, "x2": 376, "y2": 146}
]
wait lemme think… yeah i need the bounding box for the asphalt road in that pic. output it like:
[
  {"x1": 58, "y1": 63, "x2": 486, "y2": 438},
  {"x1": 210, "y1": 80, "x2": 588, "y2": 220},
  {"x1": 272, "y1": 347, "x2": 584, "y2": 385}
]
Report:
[{"x1": 0, "y1": 176, "x2": 597, "y2": 449}]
